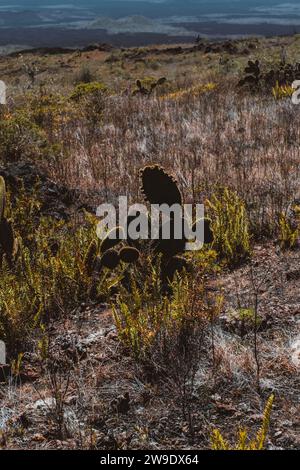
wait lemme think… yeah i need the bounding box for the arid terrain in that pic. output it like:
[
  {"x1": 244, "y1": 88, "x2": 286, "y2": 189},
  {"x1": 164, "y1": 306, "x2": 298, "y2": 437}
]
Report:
[{"x1": 0, "y1": 34, "x2": 299, "y2": 450}]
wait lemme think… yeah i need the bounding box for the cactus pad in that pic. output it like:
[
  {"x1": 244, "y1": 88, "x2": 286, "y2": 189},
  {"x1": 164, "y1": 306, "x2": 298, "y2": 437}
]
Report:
[
  {"x1": 84, "y1": 239, "x2": 98, "y2": 275},
  {"x1": 162, "y1": 256, "x2": 189, "y2": 283},
  {"x1": 101, "y1": 249, "x2": 120, "y2": 270},
  {"x1": 120, "y1": 247, "x2": 140, "y2": 264},
  {"x1": 140, "y1": 165, "x2": 182, "y2": 206}
]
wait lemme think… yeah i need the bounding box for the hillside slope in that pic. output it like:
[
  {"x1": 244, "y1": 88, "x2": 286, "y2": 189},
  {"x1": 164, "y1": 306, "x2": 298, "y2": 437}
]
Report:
[{"x1": 0, "y1": 35, "x2": 299, "y2": 450}]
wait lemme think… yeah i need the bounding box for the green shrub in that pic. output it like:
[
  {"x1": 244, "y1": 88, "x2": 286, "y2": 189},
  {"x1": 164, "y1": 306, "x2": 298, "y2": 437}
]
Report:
[
  {"x1": 0, "y1": 187, "x2": 119, "y2": 357},
  {"x1": 0, "y1": 110, "x2": 46, "y2": 161},
  {"x1": 207, "y1": 187, "x2": 251, "y2": 266},
  {"x1": 74, "y1": 66, "x2": 95, "y2": 85},
  {"x1": 70, "y1": 82, "x2": 108, "y2": 101},
  {"x1": 113, "y1": 256, "x2": 209, "y2": 361},
  {"x1": 279, "y1": 213, "x2": 299, "y2": 249}
]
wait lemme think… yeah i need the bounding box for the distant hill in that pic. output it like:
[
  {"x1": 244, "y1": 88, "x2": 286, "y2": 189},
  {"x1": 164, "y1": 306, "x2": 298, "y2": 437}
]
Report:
[{"x1": 0, "y1": 1, "x2": 300, "y2": 48}]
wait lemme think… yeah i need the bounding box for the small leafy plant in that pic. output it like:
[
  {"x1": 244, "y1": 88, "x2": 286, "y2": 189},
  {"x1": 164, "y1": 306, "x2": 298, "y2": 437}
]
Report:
[
  {"x1": 207, "y1": 187, "x2": 251, "y2": 266},
  {"x1": 211, "y1": 394, "x2": 275, "y2": 450},
  {"x1": 279, "y1": 212, "x2": 299, "y2": 249},
  {"x1": 272, "y1": 81, "x2": 294, "y2": 100}
]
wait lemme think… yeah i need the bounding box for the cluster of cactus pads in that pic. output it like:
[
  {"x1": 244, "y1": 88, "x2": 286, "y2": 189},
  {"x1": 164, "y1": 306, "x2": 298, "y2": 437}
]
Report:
[
  {"x1": 0, "y1": 176, "x2": 16, "y2": 262},
  {"x1": 86, "y1": 165, "x2": 213, "y2": 293},
  {"x1": 238, "y1": 60, "x2": 261, "y2": 89},
  {"x1": 140, "y1": 165, "x2": 213, "y2": 286},
  {"x1": 84, "y1": 231, "x2": 140, "y2": 276},
  {"x1": 239, "y1": 59, "x2": 300, "y2": 91},
  {"x1": 133, "y1": 77, "x2": 166, "y2": 96}
]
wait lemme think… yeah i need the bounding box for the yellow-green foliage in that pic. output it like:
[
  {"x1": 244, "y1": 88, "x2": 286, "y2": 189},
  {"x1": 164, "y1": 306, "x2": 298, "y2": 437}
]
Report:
[
  {"x1": 0, "y1": 109, "x2": 46, "y2": 161},
  {"x1": 0, "y1": 189, "x2": 118, "y2": 356},
  {"x1": 113, "y1": 256, "x2": 208, "y2": 359},
  {"x1": 70, "y1": 81, "x2": 108, "y2": 100},
  {"x1": 207, "y1": 187, "x2": 251, "y2": 265},
  {"x1": 272, "y1": 81, "x2": 294, "y2": 100},
  {"x1": 161, "y1": 82, "x2": 216, "y2": 101},
  {"x1": 279, "y1": 213, "x2": 299, "y2": 249},
  {"x1": 211, "y1": 394, "x2": 275, "y2": 450},
  {"x1": 30, "y1": 92, "x2": 77, "y2": 129}
]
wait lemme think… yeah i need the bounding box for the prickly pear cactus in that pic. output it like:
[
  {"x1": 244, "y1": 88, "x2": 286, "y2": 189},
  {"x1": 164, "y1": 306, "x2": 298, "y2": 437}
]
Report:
[
  {"x1": 140, "y1": 165, "x2": 182, "y2": 206},
  {"x1": 91, "y1": 165, "x2": 213, "y2": 295},
  {"x1": 0, "y1": 218, "x2": 14, "y2": 259},
  {"x1": 101, "y1": 249, "x2": 120, "y2": 270},
  {"x1": 119, "y1": 247, "x2": 140, "y2": 264},
  {"x1": 133, "y1": 77, "x2": 167, "y2": 96}
]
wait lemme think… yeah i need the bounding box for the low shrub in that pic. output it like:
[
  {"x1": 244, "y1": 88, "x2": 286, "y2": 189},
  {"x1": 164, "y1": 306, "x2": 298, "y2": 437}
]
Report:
[
  {"x1": 0, "y1": 185, "x2": 117, "y2": 357},
  {"x1": 207, "y1": 187, "x2": 251, "y2": 266},
  {"x1": 70, "y1": 82, "x2": 108, "y2": 101},
  {"x1": 279, "y1": 212, "x2": 299, "y2": 249}
]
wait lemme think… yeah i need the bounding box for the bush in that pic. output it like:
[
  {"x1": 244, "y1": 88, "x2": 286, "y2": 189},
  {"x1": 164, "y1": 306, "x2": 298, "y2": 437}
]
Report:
[
  {"x1": 207, "y1": 187, "x2": 251, "y2": 266},
  {"x1": 279, "y1": 213, "x2": 299, "y2": 249},
  {"x1": 70, "y1": 82, "x2": 108, "y2": 101},
  {"x1": 74, "y1": 66, "x2": 95, "y2": 84},
  {"x1": 0, "y1": 110, "x2": 46, "y2": 162},
  {"x1": 113, "y1": 255, "x2": 210, "y2": 363},
  {"x1": 0, "y1": 187, "x2": 117, "y2": 357},
  {"x1": 272, "y1": 81, "x2": 294, "y2": 100}
]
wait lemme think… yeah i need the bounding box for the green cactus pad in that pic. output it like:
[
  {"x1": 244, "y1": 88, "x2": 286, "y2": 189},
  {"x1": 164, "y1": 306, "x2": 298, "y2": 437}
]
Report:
[
  {"x1": 156, "y1": 77, "x2": 167, "y2": 86},
  {"x1": 152, "y1": 217, "x2": 186, "y2": 257},
  {"x1": 191, "y1": 217, "x2": 214, "y2": 244},
  {"x1": 203, "y1": 218, "x2": 214, "y2": 244},
  {"x1": 101, "y1": 249, "x2": 120, "y2": 270},
  {"x1": 140, "y1": 165, "x2": 182, "y2": 206},
  {"x1": 162, "y1": 256, "x2": 189, "y2": 282},
  {"x1": 119, "y1": 247, "x2": 140, "y2": 264}
]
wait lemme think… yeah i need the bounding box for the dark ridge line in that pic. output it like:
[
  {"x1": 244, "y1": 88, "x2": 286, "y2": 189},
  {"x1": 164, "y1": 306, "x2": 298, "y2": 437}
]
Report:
[
  {"x1": 4, "y1": 32, "x2": 299, "y2": 59},
  {"x1": 7, "y1": 43, "x2": 115, "y2": 57}
]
